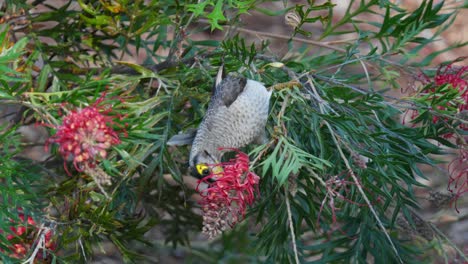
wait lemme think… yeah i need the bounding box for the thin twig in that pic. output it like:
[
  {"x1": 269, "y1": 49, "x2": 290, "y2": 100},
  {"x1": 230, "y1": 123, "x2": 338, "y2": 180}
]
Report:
[
  {"x1": 196, "y1": 19, "x2": 348, "y2": 53},
  {"x1": 285, "y1": 188, "x2": 300, "y2": 264},
  {"x1": 21, "y1": 224, "x2": 48, "y2": 264},
  {"x1": 79, "y1": 236, "x2": 88, "y2": 262},
  {"x1": 306, "y1": 168, "x2": 327, "y2": 188},
  {"x1": 234, "y1": 27, "x2": 346, "y2": 53},
  {"x1": 356, "y1": 57, "x2": 373, "y2": 89}
]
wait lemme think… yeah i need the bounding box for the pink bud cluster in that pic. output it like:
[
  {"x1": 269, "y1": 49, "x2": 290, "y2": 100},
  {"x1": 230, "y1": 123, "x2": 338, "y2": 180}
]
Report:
[
  {"x1": 0, "y1": 211, "x2": 55, "y2": 260},
  {"x1": 46, "y1": 98, "x2": 123, "y2": 173},
  {"x1": 196, "y1": 149, "x2": 260, "y2": 238}
]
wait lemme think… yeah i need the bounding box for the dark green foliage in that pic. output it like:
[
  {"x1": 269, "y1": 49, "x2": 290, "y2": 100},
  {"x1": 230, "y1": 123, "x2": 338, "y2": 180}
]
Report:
[{"x1": 0, "y1": 0, "x2": 466, "y2": 263}]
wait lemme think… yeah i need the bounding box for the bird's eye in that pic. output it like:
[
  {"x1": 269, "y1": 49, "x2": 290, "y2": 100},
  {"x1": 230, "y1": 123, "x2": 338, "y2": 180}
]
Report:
[{"x1": 196, "y1": 164, "x2": 210, "y2": 176}]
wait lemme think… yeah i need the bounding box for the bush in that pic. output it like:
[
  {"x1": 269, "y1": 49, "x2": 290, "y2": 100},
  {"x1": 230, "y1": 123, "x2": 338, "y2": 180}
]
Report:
[{"x1": 0, "y1": 0, "x2": 466, "y2": 263}]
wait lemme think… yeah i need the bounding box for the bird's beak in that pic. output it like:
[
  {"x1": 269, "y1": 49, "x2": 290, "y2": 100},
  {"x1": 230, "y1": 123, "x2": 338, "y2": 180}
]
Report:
[
  {"x1": 211, "y1": 164, "x2": 224, "y2": 180},
  {"x1": 212, "y1": 165, "x2": 223, "y2": 174}
]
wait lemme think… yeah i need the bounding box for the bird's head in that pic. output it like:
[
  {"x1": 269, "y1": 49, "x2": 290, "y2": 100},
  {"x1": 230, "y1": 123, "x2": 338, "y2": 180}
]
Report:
[{"x1": 189, "y1": 149, "x2": 222, "y2": 179}]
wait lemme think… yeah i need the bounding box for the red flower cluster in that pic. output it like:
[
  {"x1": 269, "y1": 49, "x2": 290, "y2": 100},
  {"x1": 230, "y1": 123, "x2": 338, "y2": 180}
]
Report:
[
  {"x1": 431, "y1": 63, "x2": 468, "y2": 130},
  {"x1": 196, "y1": 149, "x2": 260, "y2": 238},
  {"x1": 404, "y1": 62, "x2": 467, "y2": 134},
  {"x1": 430, "y1": 63, "x2": 467, "y2": 212},
  {"x1": 0, "y1": 211, "x2": 55, "y2": 260},
  {"x1": 46, "y1": 97, "x2": 123, "y2": 173},
  {"x1": 406, "y1": 62, "x2": 468, "y2": 212}
]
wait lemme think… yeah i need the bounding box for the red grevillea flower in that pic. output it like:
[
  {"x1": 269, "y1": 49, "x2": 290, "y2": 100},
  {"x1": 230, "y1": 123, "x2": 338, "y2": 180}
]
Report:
[
  {"x1": 431, "y1": 63, "x2": 468, "y2": 211},
  {"x1": 404, "y1": 61, "x2": 468, "y2": 135},
  {"x1": 408, "y1": 61, "x2": 468, "y2": 212},
  {"x1": 46, "y1": 96, "x2": 124, "y2": 173},
  {"x1": 196, "y1": 149, "x2": 260, "y2": 239},
  {"x1": 433, "y1": 64, "x2": 468, "y2": 130},
  {"x1": 11, "y1": 243, "x2": 27, "y2": 259},
  {"x1": 0, "y1": 210, "x2": 56, "y2": 260},
  {"x1": 420, "y1": 62, "x2": 468, "y2": 131}
]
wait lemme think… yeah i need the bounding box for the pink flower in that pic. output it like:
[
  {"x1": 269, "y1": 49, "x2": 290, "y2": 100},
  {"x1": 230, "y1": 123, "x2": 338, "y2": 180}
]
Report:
[
  {"x1": 196, "y1": 149, "x2": 260, "y2": 238},
  {"x1": 46, "y1": 96, "x2": 124, "y2": 173}
]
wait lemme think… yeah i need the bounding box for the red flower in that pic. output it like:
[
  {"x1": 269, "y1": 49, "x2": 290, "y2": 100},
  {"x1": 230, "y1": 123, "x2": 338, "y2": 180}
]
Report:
[
  {"x1": 12, "y1": 243, "x2": 27, "y2": 258},
  {"x1": 432, "y1": 63, "x2": 468, "y2": 211},
  {"x1": 404, "y1": 61, "x2": 467, "y2": 135},
  {"x1": 44, "y1": 230, "x2": 56, "y2": 251},
  {"x1": 19, "y1": 213, "x2": 36, "y2": 226},
  {"x1": 46, "y1": 96, "x2": 124, "y2": 173},
  {"x1": 433, "y1": 63, "x2": 468, "y2": 130},
  {"x1": 434, "y1": 64, "x2": 468, "y2": 90},
  {"x1": 10, "y1": 226, "x2": 26, "y2": 236},
  {"x1": 197, "y1": 149, "x2": 260, "y2": 238},
  {"x1": 7, "y1": 213, "x2": 35, "y2": 238},
  {"x1": 0, "y1": 210, "x2": 56, "y2": 260},
  {"x1": 407, "y1": 61, "x2": 468, "y2": 212}
]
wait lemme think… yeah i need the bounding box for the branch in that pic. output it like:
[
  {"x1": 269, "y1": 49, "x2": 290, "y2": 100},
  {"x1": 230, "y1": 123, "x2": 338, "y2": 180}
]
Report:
[
  {"x1": 285, "y1": 188, "x2": 300, "y2": 264},
  {"x1": 57, "y1": 51, "x2": 221, "y2": 76},
  {"x1": 192, "y1": 19, "x2": 349, "y2": 53},
  {"x1": 234, "y1": 27, "x2": 346, "y2": 53}
]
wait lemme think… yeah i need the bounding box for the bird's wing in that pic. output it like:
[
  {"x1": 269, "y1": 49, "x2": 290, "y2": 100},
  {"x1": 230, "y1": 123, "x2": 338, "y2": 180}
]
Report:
[
  {"x1": 202, "y1": 75, "x2": 247, "y2": 132},
  {"x1": 215, "y1": 75, "x2": 247, "y2": 108}
]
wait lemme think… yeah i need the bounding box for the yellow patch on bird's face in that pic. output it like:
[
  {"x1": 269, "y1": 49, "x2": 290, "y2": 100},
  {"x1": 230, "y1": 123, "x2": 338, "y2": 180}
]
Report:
[{"x1": 196, "y1": 164, "x2": 210, "y2": 177}]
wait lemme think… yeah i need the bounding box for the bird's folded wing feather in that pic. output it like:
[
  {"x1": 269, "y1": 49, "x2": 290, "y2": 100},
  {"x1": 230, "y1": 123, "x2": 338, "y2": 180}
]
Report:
[{"x1": 216, "y1": 75, "x2": 247, "y2": 108}]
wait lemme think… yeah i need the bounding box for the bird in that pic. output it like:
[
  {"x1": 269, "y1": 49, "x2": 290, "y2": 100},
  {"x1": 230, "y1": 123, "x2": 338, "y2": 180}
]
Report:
[{"x1": 168, "y1": 69, "x2": 272, "y2": 178}]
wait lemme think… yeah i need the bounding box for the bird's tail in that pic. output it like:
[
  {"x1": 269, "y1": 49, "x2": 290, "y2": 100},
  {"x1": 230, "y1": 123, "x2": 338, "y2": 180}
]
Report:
[{"x1": 166, "y1": 128, "x2": 197, "y2": 146}]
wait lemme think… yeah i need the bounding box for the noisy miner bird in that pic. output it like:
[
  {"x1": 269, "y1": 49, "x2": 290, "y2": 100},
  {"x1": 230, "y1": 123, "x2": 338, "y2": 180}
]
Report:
[{"x1": 168, "y1": 69, "x2": 272, "y2": 178}]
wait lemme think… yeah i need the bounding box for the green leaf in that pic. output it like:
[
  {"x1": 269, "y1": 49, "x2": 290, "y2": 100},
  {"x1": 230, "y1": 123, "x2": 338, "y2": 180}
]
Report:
[
  {"x1": 0, "y1": 90, "x2": 15, "y2": 99},
  {"x1": 206, "y1": 0, "x2": 227, "y2": 31}
]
